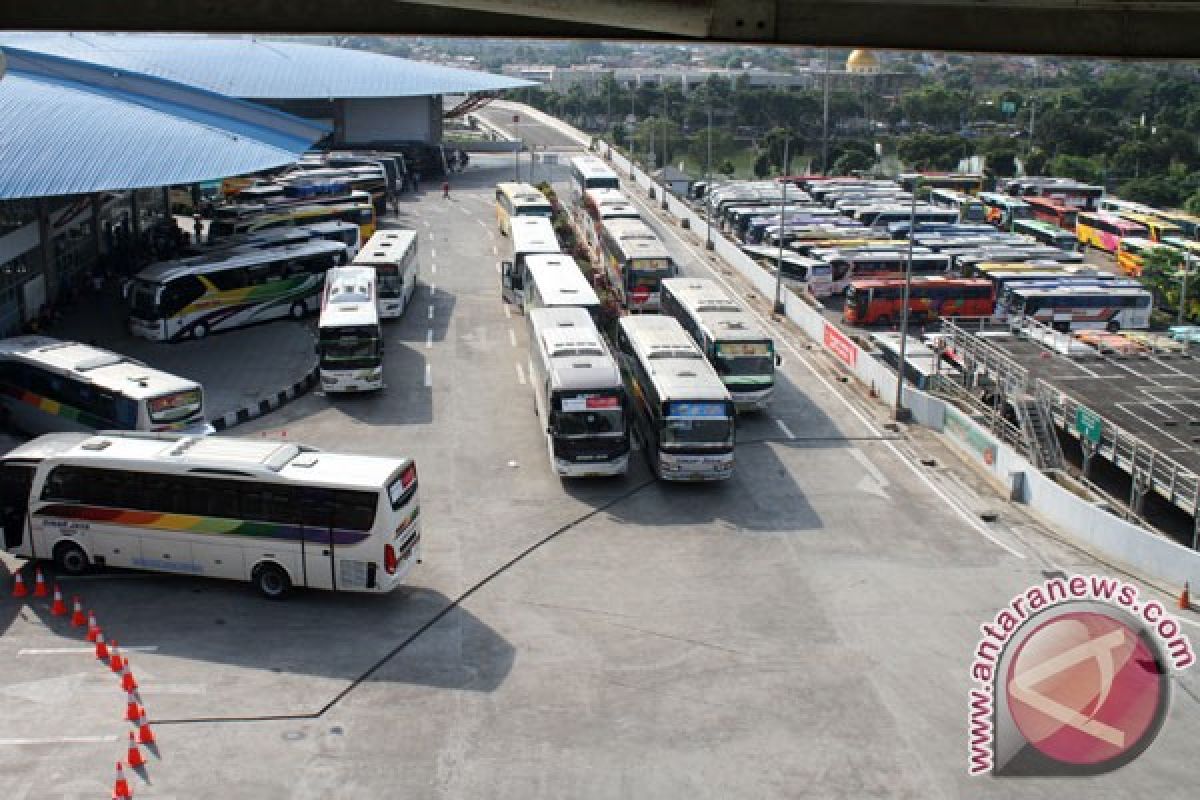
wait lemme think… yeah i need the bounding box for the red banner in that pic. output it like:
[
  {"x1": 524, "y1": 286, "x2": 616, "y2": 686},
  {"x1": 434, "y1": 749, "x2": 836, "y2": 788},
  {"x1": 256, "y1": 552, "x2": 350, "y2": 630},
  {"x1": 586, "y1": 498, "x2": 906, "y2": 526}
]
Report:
[{"x1": 823, "y1": 322, "x2": 858, "y2": 368}]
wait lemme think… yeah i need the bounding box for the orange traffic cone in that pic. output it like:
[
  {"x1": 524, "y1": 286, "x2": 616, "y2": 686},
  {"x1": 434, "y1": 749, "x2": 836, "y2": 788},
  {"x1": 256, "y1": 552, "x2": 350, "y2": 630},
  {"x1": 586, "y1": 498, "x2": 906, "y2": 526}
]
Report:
[
  {"x1": 112, "y1": 761, "x2": 131, "y2": 798},
  {"x1": 86, "y1": 611, "x2": 100, "y2": 642},
  {"x1": 11, "y1": 571, "x2": 27, "y2": 598},
  {"x1": 126, "y1": 731, "x2": 146, "y2": 769},
  {"x1": 125, "y1": 690, "x2": 142, "y2": 722},
  {"x1": 109, "y1": 640, "x2": 124, "y2": 673},
  {"x1": 32, "y1": 568, "x2": 47, "y2": 597},
  {"x1": 95, "y1": 630, "x2": 109, "y2": 661},
  {"x1": 49, "y1": 585, "x2": 67, "y2": 616},
  {"x1": 1180, "y1": 582, "x2": 1191, "y2": 611},
  {"x1": 69, "y1": 596, "x2": 86, "y2": 627},
  {"x1": 135, "y1": 711, "x2": 155, "y2": 746},
  {"x1": 120, "y1": 663, "x2": 139, "y2": 693}
]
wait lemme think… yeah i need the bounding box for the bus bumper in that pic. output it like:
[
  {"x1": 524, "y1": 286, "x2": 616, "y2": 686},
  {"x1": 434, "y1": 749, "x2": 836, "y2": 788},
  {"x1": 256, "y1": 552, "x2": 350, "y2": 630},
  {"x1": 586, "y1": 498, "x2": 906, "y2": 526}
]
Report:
[
  {"x1": 128, "y1": 317, "x2": 168, "y2": 341},
  {"x1": 554, "y1": 453, "x2": 629, "y2": 478},
  {"x1": 657, "y1": 452, "x2": 734, "y2": 481},
  {"x1": 731, "y1": 388, "x2": 773, "y2": 412},
  {"x1": 321, "y1": 369, "x2": 384, "y2": 393},
  {"x1": 379, "y1": 301, "x2": 404, "y2": 318}
]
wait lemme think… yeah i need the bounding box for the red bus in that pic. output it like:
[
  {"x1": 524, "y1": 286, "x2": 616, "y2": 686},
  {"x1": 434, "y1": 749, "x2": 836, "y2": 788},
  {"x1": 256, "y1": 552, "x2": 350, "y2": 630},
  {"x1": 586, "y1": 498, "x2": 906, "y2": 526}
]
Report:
[
  {"x1": 1024, "y1": 197, "x2": 1078, "y2": 231},
  {"x1": 843, "y1": 277, "x2": 995, "y2": 326}
]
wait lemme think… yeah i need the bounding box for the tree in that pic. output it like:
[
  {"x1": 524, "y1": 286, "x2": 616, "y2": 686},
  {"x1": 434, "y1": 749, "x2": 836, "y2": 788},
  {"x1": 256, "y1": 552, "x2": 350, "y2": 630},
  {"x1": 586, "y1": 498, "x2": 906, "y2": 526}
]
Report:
[
  {"x1": 686, "y1": 129, "x2": 736, "y2": 170},
  {"x1": 832, "y1": 150, "x2": 874, "y2": 176},
  {"x1": 1048, "y1": 154, "x2": 1104, "y2": 185},
  {"x1": 763, "y1": 128, "x2": 805, "y2": 173},
  {"x1": 1141, "y1": 247, "x2": 1195, "y2": 321},
  {"x1": 717, "y1": 160, "x2": 736, "y2": 178},
  {"x1": 897, "y1": 133, "x2": 972, "y2": 171},
  {"x1": 980, "y1": 136, "x2": 1019, "y2": 177},
  {"x1": 1118, "y1": 175, "x2": 1185, "y2": 208},
  {"x1": 753, "y1": 152, "x2": 771, "y2": 179},
  {"x1": 1024, "y1": 147, "x2": 1050, "y2": 176}
]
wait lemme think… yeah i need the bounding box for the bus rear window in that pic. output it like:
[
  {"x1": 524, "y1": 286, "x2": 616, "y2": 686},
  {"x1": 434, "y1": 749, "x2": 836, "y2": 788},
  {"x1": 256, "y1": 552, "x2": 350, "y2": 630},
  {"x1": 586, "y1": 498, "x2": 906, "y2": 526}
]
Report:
[{"x1": 147, "y1": 388, "x2": 203, "y2": 422}]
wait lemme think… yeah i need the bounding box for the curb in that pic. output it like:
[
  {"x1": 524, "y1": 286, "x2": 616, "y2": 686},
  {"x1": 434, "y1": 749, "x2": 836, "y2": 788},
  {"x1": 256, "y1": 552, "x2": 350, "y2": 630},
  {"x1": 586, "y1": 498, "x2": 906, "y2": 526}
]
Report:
[{"x1": 210, "y1": 366, "x2": 319, "y2": 432}]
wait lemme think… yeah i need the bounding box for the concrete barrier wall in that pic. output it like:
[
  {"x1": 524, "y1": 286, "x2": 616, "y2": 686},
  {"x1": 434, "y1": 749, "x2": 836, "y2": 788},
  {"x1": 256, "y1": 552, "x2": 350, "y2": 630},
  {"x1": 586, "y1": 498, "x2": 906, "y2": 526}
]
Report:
[{"x1": 503, "y1": 109, "x2": 1200, "y2": 589}]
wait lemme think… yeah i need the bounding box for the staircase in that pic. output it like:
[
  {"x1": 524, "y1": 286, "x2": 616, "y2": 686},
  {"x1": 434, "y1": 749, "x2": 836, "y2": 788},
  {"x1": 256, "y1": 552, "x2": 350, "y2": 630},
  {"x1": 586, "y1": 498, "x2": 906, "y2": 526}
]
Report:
[{"x1": 1013, "y1": 394, "x2": 1064, "y2": 471}]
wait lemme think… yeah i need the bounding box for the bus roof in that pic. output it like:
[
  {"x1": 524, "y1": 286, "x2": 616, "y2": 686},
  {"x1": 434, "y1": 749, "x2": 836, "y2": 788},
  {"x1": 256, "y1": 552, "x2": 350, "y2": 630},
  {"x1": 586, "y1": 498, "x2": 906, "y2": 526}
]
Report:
[
  {"x1": 0, "y1": 336, "x2": 199, "y2": 400},
  {"x1": 662, "y1": 279, "x2": 772, "y2": 343},
  {"x1": 569, "y1": 155, "x2": 618, "y2": 179},
  {"x1": 1080, "y1": 211, "x2": 1146, "y2": 229},
  {"x1": 617, "y1": 316, "x2": 730, "y2": 403},
  {"x1": 321, "y1": 267, "x2": 377, "y2": 327},
  {"x1": 355, "y1": 229, "x2": 416, "y2": 265},
  {"x1": 600, "y1": 218, "x2": 670, "y2": 260},
  {"x1": 525, "y1": 255, "x2": 600, "y2": 307},
  {"x1": 1009, "y1": 284, "x2": 1150, "y2": 297},
  {"x1": 849, "y1": 277, "x2": 991, "y2": 290},
  {"x1": 134, "y1": 239, "x2": 347, "y2": 285},
  {"x1": 528, "y1": 306, "x2": 620, "y2": 392},
  {"x1": 496, "y1": 182, "x2": 551, "y2": 206},
  {"x1": 1115, "y1": 211, "x2": 1182, "y2": 233},
  {"x1": 12, "y1": 431, "x2": 409, "y2": 490},
  {"x1": 510, "y1": 216, "x2": 561, "y2": 255}
]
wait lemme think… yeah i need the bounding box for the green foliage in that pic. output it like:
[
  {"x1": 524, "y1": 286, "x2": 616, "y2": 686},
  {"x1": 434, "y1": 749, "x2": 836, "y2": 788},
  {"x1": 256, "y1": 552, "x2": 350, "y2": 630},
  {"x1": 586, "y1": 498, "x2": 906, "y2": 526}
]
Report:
[
  {"x1": 1047, "y1": 154, "x2": 1104, "y2": 185},
  {"x1": 832, "y1": 150, "x2": 875, "y2": 176},
  {"x1": 763, "y1": 128, "x2": 805, "y2": 173},
  {"x1": 980, "y1": 136, "x2": 1019, "y2": 178},
  {"x1": 1141, "y1": 247, "x2": 1199, "y2": 320},
  {"x1": 753, "y1": 153, "x2": 771, "y2": 179},
  {"x1": 897, "y1": 133, "x2": 972, "y2": 171},
  {"x1": 1118, "y1": 175, "x2": 1187, "y2": 208},
  {"x1": 717, "y1": 160, "x2": 736, "y2": 178},
  {"x1": 1024, "y1": 147, "x2": 1050, "y2": 176},
  {"x1": 687, "y1": 129, "x2": 737, "y2": 170}
]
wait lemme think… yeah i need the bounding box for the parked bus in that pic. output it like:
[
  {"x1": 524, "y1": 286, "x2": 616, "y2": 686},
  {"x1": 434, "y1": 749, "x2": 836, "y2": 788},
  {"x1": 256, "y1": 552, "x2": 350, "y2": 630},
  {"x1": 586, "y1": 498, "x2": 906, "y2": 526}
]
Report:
[
  {"x1": 1005, "y1": 284, "x2": 1152, "y2": 331},
  {"x1": 317, "y1": 267, "x2": 383, "y2": 393},
  {"x1": 897, "y1": 173, "x2": 985, "y2": 195},
  {"x1": 569, "y1": 155, "x2": 621, "y2": 203},
  {"x1": 0, "y1": 337, "x2": 210, "y2": 436},
  {"x1": 1000, "y1": 278, "x2": 1144, "y2": 311},
  {"x1": 581, "y1": 188, "x2": 640, "y2": 224},
  {"x1": 1111, "y1": 211, "x2": 1182, "y2": 244},
  {"x1": 1153, "y1": 210, "x2": 1200, "y2": 241},
  {"x1": 1023, "y1": 197, "x2": 1079, "y2": 231},
  {"x1": 1012, "y1": 219, "x2": 1080, "y2": 252},
  {"x1": 660, "y1": 279, "x2": 779, "y2": 412},
  {"x1": 822, "y1": 250, "x2": 952, "y2": 294},
  {"x1": 128, "y1": 240, "x2": 348, "y2": 342},
  {"x1": 613, "y1": 315, "x2": 735, "y2": 481},
  {"x1": 975, "y1": 267, "x2": 1119, "y2": 295},
  {"x1": 1098, "y1": 197, "x2": 1159, "y2": 218},
  {"x1": 1076, "y1": 212, "x2": 1149, "y2": 253},
  {"x1": 494, "y1": 182, "x2": 553, "y2": 236},
  {"x1": 843, "y1": 278, "x2": 994, "y2": 326},
  {"x1": 597, "y1": 218, "x2": 677, "y2": 312},
  {"x1": 523, "y1": 255, "x2": 603, "y2": 324},
  {"x1": 209, "y1": 199, "x2": 377, "y2": 243},
  {"x1": 1116, "y1": 237, "x2": 1178, "y2": 277},
  {"x1": 929, "y1": 189, "x2": 988, "y2": 223},
  {"x1": 740, "y1": 246, "x2": 834, "y2": 296},
  {"x1": 0, "y1": 430, "x2": 421, "y2": 598},
  {"x1": 978, "y1": 192, "x2": 1034, "y2": 230},
  {"x1": 353, "y1": 229, "x2": 419, "y2": 319},
  {"x1": 501, "y1": 217, "x2": 562, "y2": 307},
  {"x1": 527, "y1": 307, "x2": 630, "y2": 478}
]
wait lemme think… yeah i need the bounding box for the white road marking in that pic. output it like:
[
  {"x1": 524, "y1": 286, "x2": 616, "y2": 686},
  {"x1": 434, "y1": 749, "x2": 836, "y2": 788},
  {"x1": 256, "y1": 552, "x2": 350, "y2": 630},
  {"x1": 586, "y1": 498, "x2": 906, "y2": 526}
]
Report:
[
  {"x1": 431, "y1": 248, "x2": 437, "y2": 260},
  {"x1": 431, "y1": 262, "x2": 437, "y2": 274},
  {"x1": 430, "y1": 283, "x2": 436, "y2": 296},
  {"x1": 495, "y1": 261, "x2": 500, "y2": 273},
  {"x1": 424, "y1": 365, "x2": 432, "y2": 387},
  {"x1": 622, "y1": 185, "x2": 1026, "y2": 559},
  {"x1": 509, "y1": 329, "x2": 517, "y2": 348},
  {"x1": 774, "y1": 419, "x2": 795, "y2": 439},
  {"x1": 0, "y1": 736, "x2": 118, "y2": 746},
  {"x1": 425, "y1": 329, "x2": 434, "y2": 349},
  {"x1": 18, "y1": 646, "x2": 158, "y2": 656},
  {"x1": 850, "y1": 448, "x2": 891, "y2": 500},
  {"x1": 428, "y1": 232, "x2": 434, "y2": 240},
  {"x1": 515, "y1": 363, "x2": 526, "y2": 384},
  {"x1": 492, "y1": 245, "x2": 498, "y2": 256},
  {"x1": 428, "y1": 305, "x2": 434, "y2": 320},
  {"x1": 477, "y1": 219, "x2": 488, "y2": 229},
  {"x1": 504, "y1": 304, "x2": 512, "y2": 319}
]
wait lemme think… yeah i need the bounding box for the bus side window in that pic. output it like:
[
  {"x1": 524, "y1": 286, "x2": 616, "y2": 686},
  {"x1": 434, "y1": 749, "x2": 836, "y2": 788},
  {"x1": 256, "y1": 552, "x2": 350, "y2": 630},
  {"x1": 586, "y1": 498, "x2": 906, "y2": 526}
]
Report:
[{"x1": 334, "y1": 490, "x2": 377, "y2": 532}]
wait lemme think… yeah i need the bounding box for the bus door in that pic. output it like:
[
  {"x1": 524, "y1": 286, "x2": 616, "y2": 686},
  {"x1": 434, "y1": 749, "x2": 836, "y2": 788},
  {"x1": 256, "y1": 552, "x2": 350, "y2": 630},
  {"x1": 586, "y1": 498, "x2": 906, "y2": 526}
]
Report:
[
  {"x1": 501, "y1": 256, "x2": 525, "y2": 307},
  {"x1": 0, "y1": 462, "x2": 35, "y2": 551},
  {"x1": 300, "y1": 489, "x2": 337, "y2": 590}
]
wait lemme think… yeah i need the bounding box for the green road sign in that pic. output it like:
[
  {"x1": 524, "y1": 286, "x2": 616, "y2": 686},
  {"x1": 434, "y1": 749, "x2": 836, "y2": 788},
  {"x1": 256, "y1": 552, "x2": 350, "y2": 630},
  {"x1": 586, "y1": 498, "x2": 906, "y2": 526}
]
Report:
[
  {"x1": 1001, "y1": 101, "x2": 1017, "y2": 114},
  {"x1": 1076, "y1": 406, "x2": 1103, "y2": 445}
]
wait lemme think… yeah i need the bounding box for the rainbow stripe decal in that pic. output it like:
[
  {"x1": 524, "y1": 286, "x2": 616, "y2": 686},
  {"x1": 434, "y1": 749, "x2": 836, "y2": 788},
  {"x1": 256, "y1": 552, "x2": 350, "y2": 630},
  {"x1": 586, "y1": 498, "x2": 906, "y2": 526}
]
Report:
[
  {"x1": 0, "y1": 384, "x2": 110, "y2": 429},
  {"x1": 36, "y1": 504, "x2": 372, "y2": 546}
]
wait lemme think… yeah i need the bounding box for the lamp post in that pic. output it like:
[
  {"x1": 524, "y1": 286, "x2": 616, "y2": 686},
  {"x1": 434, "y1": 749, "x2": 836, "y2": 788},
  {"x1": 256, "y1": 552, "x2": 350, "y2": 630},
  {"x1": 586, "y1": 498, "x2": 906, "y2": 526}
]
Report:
[
  {"x1": 821, "y1": 49, "x2": 832, "y2": 174},
  {"x1": 705, "y1": 102, "x2": 714, "y2": 251},
  {"x1": 773, "y1": 136, "x2": 790, "y2": 315},
  {"x1": 893, "y1": 179, "x2": 919, "y2": 421},
  {"x1": 1180, "y1": 251, "x2": 1193, "y2": 326},
  {"x1": 513, "y1": 115, "x2": 520, "y2": 182}
]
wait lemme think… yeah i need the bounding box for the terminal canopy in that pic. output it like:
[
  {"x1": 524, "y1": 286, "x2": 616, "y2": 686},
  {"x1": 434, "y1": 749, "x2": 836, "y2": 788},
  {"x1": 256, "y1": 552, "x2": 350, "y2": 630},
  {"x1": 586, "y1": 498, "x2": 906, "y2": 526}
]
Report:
[{"x1": 0, "y1": 46, "x2": 330, "y2": 200}]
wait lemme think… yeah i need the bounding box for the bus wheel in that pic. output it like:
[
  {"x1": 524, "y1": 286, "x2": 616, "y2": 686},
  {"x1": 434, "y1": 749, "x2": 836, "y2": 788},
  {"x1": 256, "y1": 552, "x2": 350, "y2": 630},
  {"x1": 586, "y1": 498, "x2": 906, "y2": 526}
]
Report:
[
  {"x1": 253, "y1": 562, "x2": 291, "y2": 600},
  {"x1": 54, "y1": 542, "x2": 90, "y2": 576},
  {"x1": 290, "y1": 301, "x2": 307, "y2": 319},
  {"x1": 1106, "y1": 320, "x2": 1120, "y2": 333},
  {"x1": 192, "y1": 322, "x2": 209, "y2": 339}
]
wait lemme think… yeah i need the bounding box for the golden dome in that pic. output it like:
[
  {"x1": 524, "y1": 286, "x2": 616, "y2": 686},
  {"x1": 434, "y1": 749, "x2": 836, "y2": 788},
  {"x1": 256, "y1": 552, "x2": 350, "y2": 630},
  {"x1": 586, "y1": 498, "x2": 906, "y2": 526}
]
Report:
[{"x1": 846, "y1": 49, "x2": 880, "y2": 73}]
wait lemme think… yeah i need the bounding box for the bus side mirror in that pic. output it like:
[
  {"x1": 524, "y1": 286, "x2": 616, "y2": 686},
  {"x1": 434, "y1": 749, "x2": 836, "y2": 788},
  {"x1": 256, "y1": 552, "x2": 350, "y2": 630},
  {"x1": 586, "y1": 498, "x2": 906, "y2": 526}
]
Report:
[
  {"x1": 546, "y1": 426, "x2": 554, "y2": 436},
  {"x1": 501, "y1": 260, "x2": 513, "y2": 275},
  {"x1": 776, "y1": 355, "x2": 783, "y2": 367}
]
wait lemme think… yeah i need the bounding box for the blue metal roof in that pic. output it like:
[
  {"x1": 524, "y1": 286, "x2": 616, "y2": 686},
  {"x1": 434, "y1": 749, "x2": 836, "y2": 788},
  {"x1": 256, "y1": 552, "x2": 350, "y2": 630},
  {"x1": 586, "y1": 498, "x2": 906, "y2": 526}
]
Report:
[
  {"x1": 0, "y1": 47, "x2": 330, "y2": 200},
  {"x1": 0, "y1": 33, "x2": 534, "y2": 100}
]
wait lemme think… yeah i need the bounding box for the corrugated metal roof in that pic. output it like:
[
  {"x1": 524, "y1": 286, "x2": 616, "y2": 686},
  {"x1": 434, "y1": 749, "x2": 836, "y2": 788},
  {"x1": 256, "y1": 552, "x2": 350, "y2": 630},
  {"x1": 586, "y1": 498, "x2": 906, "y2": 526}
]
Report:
[
  {"x1": 0, "y1": 33, "x2": 534, "y2": 100},
  {"x1": 0, "y1": 48, "x2": 330, "y2": 200}
]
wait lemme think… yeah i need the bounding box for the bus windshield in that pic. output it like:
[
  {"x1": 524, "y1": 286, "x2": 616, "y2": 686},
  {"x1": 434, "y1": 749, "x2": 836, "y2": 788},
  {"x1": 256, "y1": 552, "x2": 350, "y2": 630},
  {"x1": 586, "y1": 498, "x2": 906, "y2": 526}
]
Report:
[
  {"x1": 713, "y1": 341, "x2": 774, "y2": 379},
  {"x1": 376, "y1": 266, "x2": 403, "y2": 298},
  {"x1": 630, "y1": 257, "x2": 673, "y2": 282},
  {"x1": 319, "y1": 326, "x2": 381, "y2": 369},
  {"x1": 553, "y1": 392, "x2": 625, "y2": 438},
  {"x1": 663, "y1": 415, "x2": 734, "y2": 447},
  {"x1": 129, "y1": 281, "x2": 160, "y2": 318}
]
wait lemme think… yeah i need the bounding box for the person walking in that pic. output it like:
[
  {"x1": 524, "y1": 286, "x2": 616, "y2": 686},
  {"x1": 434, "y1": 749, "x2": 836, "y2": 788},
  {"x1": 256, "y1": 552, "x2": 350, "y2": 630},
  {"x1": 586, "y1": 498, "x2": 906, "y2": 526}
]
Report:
[{"x1": 442, "y1": 180, "x2": 450, "y2": 199}]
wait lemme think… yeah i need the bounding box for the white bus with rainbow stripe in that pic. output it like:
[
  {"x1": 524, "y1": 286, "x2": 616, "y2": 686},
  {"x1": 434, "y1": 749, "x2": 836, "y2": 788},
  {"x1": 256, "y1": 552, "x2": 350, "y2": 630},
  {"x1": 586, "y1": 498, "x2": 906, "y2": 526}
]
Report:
[{"x1": 0, "y1": 431, "x2": 421, "y2": 599}]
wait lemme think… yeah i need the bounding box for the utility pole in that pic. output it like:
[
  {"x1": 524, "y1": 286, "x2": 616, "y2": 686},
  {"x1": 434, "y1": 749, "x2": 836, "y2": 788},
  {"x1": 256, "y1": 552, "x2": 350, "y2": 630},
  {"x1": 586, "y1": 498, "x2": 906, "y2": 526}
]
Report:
[
  {"x1": 893, "y1": 180, "x2": 918, "y2": 421},
  {"x1": 513, "y1": 115, "x2": 520, "y2": 182},
  {"x1": 773, "y1": 136, "x2": 790, "y2": 315},
  {"x1": 821, "y1": 49, "x2": 832, "y2": 175},
  {"x1": 662, "y1": 85, "x2": 669, "y2": 175},
  {"x1": 1180, "y1": 252, "x2": 1193, "y2": 326},
  {"x1": 706, "y1": 102, "x2": 714, "y2": 251}
]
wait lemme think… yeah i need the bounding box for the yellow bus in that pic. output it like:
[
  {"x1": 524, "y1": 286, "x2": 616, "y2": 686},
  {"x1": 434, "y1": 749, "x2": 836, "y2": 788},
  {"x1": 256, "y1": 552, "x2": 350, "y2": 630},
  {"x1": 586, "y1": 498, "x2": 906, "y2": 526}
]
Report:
[
  {"x1": 209, "y1": 201, "x2": 376, "y2": 243},
  {"x1": 1153, "y1": 210, "x2": 1200, "y2": 241},
  {"x1": 494, "y1": 182, "x2": 553, "y2": 236},
  {"x1": 1112, "y1": 211, "x2": 1182, "y2": 243},
  {"x1": 1076, "y1": 212, "x2": 1148, "y2": 253},
  {"x1": 1116, "y1": 237, "x2": 1177, "y2": 277}
]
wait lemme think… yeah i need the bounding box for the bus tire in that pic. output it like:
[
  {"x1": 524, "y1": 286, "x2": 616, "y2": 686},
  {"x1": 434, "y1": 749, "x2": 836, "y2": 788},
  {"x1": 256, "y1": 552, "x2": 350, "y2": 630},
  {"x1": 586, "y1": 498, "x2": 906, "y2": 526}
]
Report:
[
  {"x1": 53, "y1": 541, "x2": 90, "y2": 576},
  {"x1": 1106, "y1": 320, "x2": 1120, "y2": 333},
  {"x1": 290, "y1": 300, "x2": 307, "y2": 319},
  {"x1": 192, "y1": 322, "x2": 208, "y2": 340},
  {"x1": 253, "y1": 562, "x2": 291, "y2": 600}
]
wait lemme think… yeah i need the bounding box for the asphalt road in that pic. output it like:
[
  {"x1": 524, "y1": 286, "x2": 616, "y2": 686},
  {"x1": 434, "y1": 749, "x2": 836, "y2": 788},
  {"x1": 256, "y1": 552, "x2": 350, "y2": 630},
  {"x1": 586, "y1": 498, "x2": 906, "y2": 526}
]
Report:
[{"x1": 1, "y1": 140, "x2": 1198, "y2": 798}]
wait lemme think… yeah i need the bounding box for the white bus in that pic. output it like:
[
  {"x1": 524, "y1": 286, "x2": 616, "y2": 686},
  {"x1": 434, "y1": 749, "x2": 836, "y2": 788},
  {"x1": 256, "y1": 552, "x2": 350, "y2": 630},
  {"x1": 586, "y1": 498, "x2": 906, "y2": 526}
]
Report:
[
  {"x1": 569, "y1": 155, "x2": 621, "y2": 204},
  {"x1": 523, "y1": 254, "x2": 603, "y2": 324},
  {"x1": 929, "y1": 189, "x2": 988, "y2": 224},
  {"x1": 527, "y1": 307, "x2": 630, "y2": 478},
  {"x1": 353, "y1": 229, "x2": 419, "y2": 319},
  {"x1": 597, "y1": 217, "x2": 677, "y2": 312},
  {"x1": 613, "y1": 315, "x2": 735, "y2": 482},
  {"x1": 1005, "y1": 284, "x2": 1153, "y2": 332},
  {"x1": 659, "y1": 279, "x2": 779, "y2": 412},
  {"x1": 0, "y1": 337, "x2": 210, "y2": 436},
  {"x1": 501, "y1": 216, "x2": 562, "y2": 307},
  {"x1": 317, "y1": 267, "x2": 384, "y2": 393},
  {"x1": 127, "y1": 239, "x2": 349, "y2": 342},
  {"x1": 495, "y1": 182, "x2": 553, "y2": 236},
  {"x1": 0, "y1": 431, "x2": 421, "y2": 599}
]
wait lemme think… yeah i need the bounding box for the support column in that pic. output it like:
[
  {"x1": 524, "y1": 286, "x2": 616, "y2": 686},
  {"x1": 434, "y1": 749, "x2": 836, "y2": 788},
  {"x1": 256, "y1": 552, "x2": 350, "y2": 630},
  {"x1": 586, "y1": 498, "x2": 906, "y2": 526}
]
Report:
[
  {"x1": 36, "y1": 198, "x2": 55, "y2": 306},
  {"x1": 1129, "y1": 470, "x2": 1149, "y2": 518}
]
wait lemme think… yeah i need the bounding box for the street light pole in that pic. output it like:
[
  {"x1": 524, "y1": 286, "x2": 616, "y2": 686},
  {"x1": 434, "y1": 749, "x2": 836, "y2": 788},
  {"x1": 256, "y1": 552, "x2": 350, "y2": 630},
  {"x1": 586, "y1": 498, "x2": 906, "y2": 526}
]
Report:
[
  {"x1": 513, "y1": 116, "x2": 520, "y2": 182},
  {"x1": 773, "y1": 137, "x2": 790, "y2": 315},
  {"x1": 1180, "y1": 251, "x2": 1192, "y2": 326},
  {"x1": 893, "y1": 181, "x2": 919, "y2": 421},
  {"x1": 705, "y1": 102, "x2": 714, "y2": 251},
  {"x1": 821, "y1": 48, "x2": 832, "y2": 174}
]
